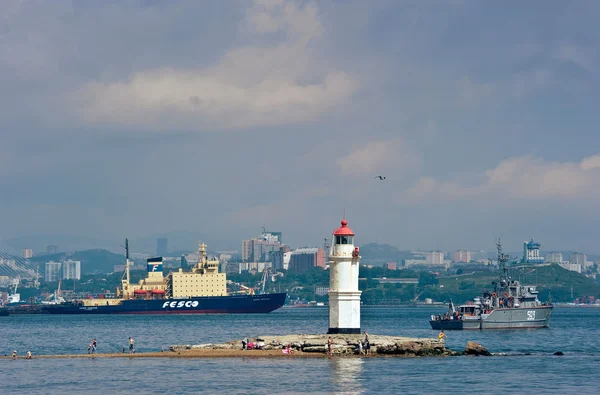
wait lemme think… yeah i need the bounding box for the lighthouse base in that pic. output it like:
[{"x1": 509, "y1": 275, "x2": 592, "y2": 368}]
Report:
[
  {"x1": 328, "y1": 290, "x2": 361, "y2": 335},
  {"x1": 327, "y1": 327, "x2": 361, "y2": 334}
]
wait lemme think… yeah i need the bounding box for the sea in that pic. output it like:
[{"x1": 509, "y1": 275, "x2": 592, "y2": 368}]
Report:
[{"x1": 1, "y1": 306, "x2": 599, "y2": 394}]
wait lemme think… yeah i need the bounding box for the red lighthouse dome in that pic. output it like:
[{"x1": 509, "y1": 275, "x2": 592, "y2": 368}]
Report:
[{"x1": 333, "y1": 219, "x2": 355, "y2": 236}]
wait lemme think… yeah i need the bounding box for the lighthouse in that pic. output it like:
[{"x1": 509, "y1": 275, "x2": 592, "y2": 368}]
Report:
[{"x1": 327, "y1": 219, "x2": 361, "y2": 334}]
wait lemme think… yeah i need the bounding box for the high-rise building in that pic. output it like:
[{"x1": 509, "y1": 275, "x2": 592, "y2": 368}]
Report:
[
  {"x1": 23, "y1": 249, "x2": 33, "y2": 259},
  {"x1": 522, "y1": 238, "x2": 544, "y2": 264},
  {"x1": 45, "y1": 261, "x2": 62, "y2": 282},
  {"x1": 452, "y1": 250, "x2": 471, "y2": 263},
  {"x1": 569, "y1": 252, "x2": 587, "y2": 266},
  {"x1": 288, "y1": 248, "x2": 325, "y2": 273},
  {"x1": 425, "y1": 251, "x2": 444, "y2": 265},
  {"x1": 262, "y1": 231, "x2": 282, "y2": 243},
  {"x1": 545, "y1": 252, "x2": 563, "y2": 263},
  {"x1": 156, "y1": 237, "x2": 168, "y2": 256},
  {"x1": 270, "y1": 248, "x2": 285, "y2": 270},
  {"x1": 242, "y1": 233, "x2": 285, "y2": 263},
  {"x1": 225, "y1": 262, "x2": 241, "y2": 274},
  {"x1": 46, "y1": 245, "x2": 58, "y2": 255},
  {"x1": 62, "y1": 260, "x2": 81, "y2": 280},
  {"x1": 242, "y1": 239, "x2": 254, "y2": 262}
]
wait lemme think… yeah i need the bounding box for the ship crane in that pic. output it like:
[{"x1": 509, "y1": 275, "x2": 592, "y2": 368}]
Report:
[{"x1": 260, "y1": 267, "x2": 270, "y2": 294}]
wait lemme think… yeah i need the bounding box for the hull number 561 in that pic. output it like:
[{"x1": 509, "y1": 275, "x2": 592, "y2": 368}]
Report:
[{"x1": 526, "y1": 311, "x2": 535, "y2": 320}]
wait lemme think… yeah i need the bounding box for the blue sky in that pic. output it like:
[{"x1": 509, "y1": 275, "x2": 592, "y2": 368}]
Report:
[{"x1": 1, "y1": 0, "x2": 599, "y2": 253}]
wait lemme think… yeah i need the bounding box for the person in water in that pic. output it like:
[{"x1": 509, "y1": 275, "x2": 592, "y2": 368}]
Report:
[
  {"x1": 327, "y1": 337, "x2": 333, "y2": 356},
  {"x1": 12, "y1": 350, "x2": 17, "y2": 360},
  {"x1": 26, "y1": 351, "x2": 32, "y2": 360}
]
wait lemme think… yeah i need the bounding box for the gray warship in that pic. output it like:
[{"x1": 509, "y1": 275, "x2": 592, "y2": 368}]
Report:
[{"x1": 430, "y1": 241, "x2": 553, "y2": 330}]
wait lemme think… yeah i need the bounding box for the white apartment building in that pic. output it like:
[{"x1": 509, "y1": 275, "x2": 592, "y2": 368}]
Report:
[
  {"x1": 62, "y1": 260, "x2": 81, "y2": 280},
  {"x1": 425, "y1": 251, "x2": 444, "y2": 265},
  {"x1": 545, "y1": 252, "x2": 563, "y2": 263},
  {"x1": 452, "y1": 250, "x2": 471, "y2": 263},
  {"x1": 45, "y1": 261, "x2": 62, "y2": 282}
]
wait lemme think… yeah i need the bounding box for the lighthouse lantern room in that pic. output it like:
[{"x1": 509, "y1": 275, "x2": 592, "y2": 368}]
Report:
[{"x1": 327, "y1": 219, "x2": 362, "y2": 334}]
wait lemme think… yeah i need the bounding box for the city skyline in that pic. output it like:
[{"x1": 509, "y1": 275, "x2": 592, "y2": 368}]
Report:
[{"x1": 2, "y1": 1, "x2": 600, "y2": 254}]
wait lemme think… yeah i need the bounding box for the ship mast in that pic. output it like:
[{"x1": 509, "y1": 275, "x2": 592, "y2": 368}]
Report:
[
  {"x1": 125, "y1": 238, "x2": 131, "y2": 285},
  {"x1": 496, "y1": 239, "x2": 509, "y2": 282}
]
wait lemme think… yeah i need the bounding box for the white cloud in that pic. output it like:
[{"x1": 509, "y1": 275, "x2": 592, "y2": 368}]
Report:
[
  {"x1": 336, "y1": 139, "x2": 420, "y2": 176},
  {"x1": 400, "y1": 154, "x2": 600, "y2": 203},
  {"x1": 229, "y1": 185, "x2": 330, "y2": 224},
  {"x1": 558, "y1": 44, "x2": 594, "y2": 72},
  {"x1": 580, "y1": 155, "x2": 600, "y2": 170},
  {"x1": 73, "y1": 0, "x2": 357, "y2": 131},
  {"x1": 248, "y1": 0, "x2": 322, "y2": 41}
]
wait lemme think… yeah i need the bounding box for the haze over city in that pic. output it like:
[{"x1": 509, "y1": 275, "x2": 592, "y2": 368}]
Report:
[{"x1": 1, "y1": 0, "x2": 600, "y2": 253}]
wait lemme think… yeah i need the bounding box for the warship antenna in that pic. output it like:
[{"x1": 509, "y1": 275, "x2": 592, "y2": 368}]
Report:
[
  {"x1": 496, "y1": 238, "x2": 508, "y2": 280},
  {"x1": 125, "y1": 238, "x2": 130, "y2": 260}
]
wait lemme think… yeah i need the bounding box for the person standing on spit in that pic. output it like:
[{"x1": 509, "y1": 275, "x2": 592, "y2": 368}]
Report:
[
  {"x1": 91, "y1": 339, "x2": 97, "y2": 354},
  {"x1": 129, "y1": 337, "x2": 135, "y2": 353}
]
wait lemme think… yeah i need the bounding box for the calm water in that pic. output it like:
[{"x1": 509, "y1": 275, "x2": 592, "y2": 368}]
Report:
[{"x1": 1, "y1": 307, "x2": 599, "y2": 394}]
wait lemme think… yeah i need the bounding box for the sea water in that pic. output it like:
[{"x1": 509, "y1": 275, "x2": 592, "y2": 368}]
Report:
[{"x1": 1, "y1": 307, "x2": 599, "y2": 394}]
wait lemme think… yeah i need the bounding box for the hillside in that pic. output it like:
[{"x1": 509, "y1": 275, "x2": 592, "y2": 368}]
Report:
[
  {"x1": 359, "y1": 243, "x2": 416, "y2": 264},
  {"x1": 30, "y1": 249, "x2": 125, "y2": 275},
  {"x1": 426, "y1": 263, "x2": 600, "y2": 303}
]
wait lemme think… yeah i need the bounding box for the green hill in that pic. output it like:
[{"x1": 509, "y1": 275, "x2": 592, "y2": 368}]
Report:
[
  {"x1": 359, "y1": 243, "x2": 416, "y2": 264},
  {"x1": 427, "y1": 263, "x2": 600, "y2": 303},
  {"x1": 30, "y1": 249, "x2": 125, "y2": 275}
]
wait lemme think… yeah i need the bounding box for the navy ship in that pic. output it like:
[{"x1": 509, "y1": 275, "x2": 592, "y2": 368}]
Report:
[
  {"x1": 430, "y1": 240, "x2": 553, "y2": 330},
  {"x1": 43, "y1": 240, "x2": 286, "y2": 315}
]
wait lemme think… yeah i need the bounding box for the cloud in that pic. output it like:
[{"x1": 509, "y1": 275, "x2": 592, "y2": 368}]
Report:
[
  {"x1": 557, "y1": 44, "x2": 594, "y2": 72},
  {"x1": 247, "y1": 0, "x2": 322, "y2": 41},
  {"x1": 401, "y1": 154, "x2": 600, "y2": 203},
  {"x1": 73, "y1": 0, "x2": 357, "y2": 131},
  {"x1": 336, "y1": 139, "x2": 420, "y2": 176},
  {"x1": 229, "y1": 185, "x2": 330, "y2": 224}
]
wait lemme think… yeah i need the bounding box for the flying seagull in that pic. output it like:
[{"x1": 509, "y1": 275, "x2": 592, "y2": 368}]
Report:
[{"x1": 375, "y1": 176, "x2": 386, "y2": 180}]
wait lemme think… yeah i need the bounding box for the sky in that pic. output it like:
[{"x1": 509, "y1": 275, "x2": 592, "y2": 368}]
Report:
[{"x1": 1, "y1": 0, "x2": 600, "y2": 254}]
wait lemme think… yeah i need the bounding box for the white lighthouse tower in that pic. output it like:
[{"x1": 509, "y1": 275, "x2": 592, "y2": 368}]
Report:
[{"x1": 327, "y1": 219, "x2": 361, "y2": 334}]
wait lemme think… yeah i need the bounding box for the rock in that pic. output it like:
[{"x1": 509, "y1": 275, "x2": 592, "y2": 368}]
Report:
[
  {"x1": 465, "y1": 341, "x2": 490, "y2": 356},
  {"x1": 302, "y1": 346, "x2": 328, "y2": 353},
  {"x1": 554, "y1": 351, "x2": 564, "y2": 356}
]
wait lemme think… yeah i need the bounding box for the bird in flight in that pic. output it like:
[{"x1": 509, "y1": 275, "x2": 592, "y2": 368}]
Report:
[{"x1": 375, "y1": 176, "x2": 386, "y2": 180}]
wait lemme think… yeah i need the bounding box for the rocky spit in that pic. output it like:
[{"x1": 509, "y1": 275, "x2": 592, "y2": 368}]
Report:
[
  {"x1": 2, "y1": 335, "x2": 495, "y2": 359},
  {"x1": 169, "y1": 333, "x2": 475, "y2": 357}
]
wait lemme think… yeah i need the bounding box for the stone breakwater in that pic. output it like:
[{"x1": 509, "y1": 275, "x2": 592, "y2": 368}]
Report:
[
  {"x1": 1, "y1": 335, "x2": 495, "y2": 359},
  {"x1": 169, "y1": 334, "x2": 465, "y2": 357}
]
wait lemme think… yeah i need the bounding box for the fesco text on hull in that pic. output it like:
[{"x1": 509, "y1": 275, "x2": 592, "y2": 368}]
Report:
[{"x1": 43, "y1": 293, "x2": 286, "y2": 314}]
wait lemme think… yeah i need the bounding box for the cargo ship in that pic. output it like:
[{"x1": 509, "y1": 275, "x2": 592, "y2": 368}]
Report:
[{"x1": 43, "y1": 240, "x2": 286, "y2": 315}]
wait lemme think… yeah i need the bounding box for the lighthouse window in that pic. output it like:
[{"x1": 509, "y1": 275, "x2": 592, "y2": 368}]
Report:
[{"x1": 336, "y1": 236, "x2": 353, "y2": 245}]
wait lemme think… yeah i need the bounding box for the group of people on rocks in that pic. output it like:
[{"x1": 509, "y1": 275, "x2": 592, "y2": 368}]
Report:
[
  {"x1": 241, "y1": 337, "x2": 266, "y2": 350},
  {"x1": 240, "y1": 331, "x2": 372, "y2": 356}
]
